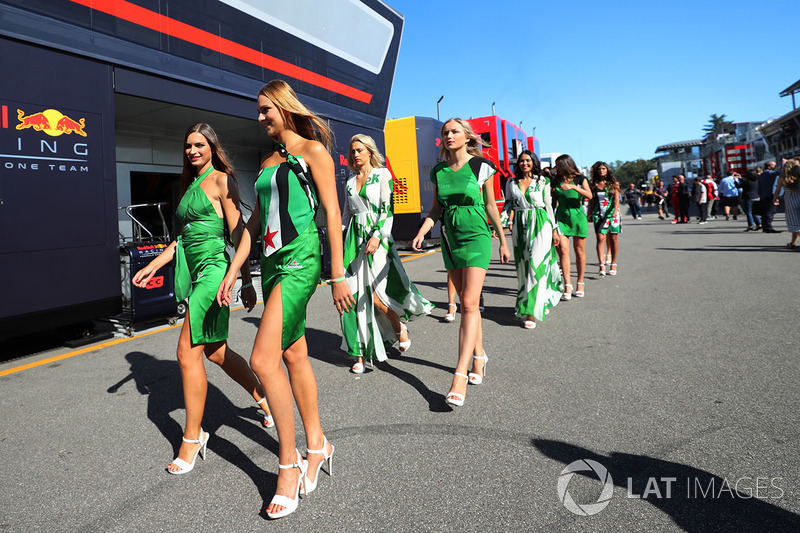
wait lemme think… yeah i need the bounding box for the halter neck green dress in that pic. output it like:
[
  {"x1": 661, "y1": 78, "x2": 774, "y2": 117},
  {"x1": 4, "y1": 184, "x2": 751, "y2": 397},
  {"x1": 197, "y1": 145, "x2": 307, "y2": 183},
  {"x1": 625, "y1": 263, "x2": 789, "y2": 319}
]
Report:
[{"x1": 174, "y1": 166, "x2": 230, "y2": 344}]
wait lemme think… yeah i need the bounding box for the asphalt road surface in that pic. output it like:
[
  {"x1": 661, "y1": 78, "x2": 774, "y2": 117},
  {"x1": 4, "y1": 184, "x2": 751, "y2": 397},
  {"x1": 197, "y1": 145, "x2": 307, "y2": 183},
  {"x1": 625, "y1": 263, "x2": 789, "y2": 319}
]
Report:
[{"x1": 2, "y1": 212, "x2": 799, "y2": 532}]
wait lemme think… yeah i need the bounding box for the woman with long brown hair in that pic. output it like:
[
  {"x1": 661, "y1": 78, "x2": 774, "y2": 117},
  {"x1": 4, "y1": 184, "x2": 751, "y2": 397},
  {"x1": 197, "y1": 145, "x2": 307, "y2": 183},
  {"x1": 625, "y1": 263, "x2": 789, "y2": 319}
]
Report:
[
  {"x1": 552, "y1": 154, "x2": 592, "y2": 298},
  {"x1": 586, "y1": 161, "x2": 621, "y2": 276},
  {"x1": 217, "y1": 80, "x2": 354, "y2": 519},
  {"x1": 411, "y1": 118, "x2": 510, "y2": 407},
  {"x1": 504, "y1": 150, "x2": 563, "y2": 328},
  {"x1": 133, "y1": 123, "x2": 273, "y2": 475}
]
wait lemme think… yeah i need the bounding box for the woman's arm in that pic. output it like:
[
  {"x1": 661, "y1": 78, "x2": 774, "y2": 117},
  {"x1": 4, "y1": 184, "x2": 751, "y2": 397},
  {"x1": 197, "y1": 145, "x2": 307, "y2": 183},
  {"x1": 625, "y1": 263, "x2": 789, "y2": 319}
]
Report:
[
  {"x1": 304, "y1": 141, "x2": 355, "y2": 315},
  {"x1": 483, "y1": 176, "x2": 510, "y2": 263},
  {"x1": 366, "y1": 168, "x2": 393, "y2": 255},
  {"x1": 217, "y1": 201, "x2": 260, "y2": 307},
  {"x1": 132, "y1": 241, "x2": 177, "y2": 287},
  {"x1": 574, "y1": 176, "x2": 593, "y2": 200},
  {"x1": 773, "y1": 177, "x2": 785, "y2": 204},
  {"x1": 411, "y1": 186, "x2": 442, "y2": 251},
  {"x1": 217, "y1": 173, "x2": 256, "y2": 310}
]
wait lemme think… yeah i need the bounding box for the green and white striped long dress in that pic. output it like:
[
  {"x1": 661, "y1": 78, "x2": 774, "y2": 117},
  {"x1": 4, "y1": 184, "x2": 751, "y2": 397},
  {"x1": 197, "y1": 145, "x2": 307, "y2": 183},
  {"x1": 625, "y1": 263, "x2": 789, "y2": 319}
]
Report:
[
  {"x1": 340, "y1": 168, "x2": 433, "y2": 362},
  {"x1": 505, "y1": 176, "x2": 564, "y2": 321}
]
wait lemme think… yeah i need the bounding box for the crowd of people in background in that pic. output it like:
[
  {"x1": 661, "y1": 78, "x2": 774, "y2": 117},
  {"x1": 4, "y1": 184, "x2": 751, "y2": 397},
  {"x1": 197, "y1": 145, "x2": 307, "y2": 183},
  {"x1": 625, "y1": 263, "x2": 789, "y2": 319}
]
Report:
[{"x1": 624, "y1": 160, "x2": 797, "y2": 246}]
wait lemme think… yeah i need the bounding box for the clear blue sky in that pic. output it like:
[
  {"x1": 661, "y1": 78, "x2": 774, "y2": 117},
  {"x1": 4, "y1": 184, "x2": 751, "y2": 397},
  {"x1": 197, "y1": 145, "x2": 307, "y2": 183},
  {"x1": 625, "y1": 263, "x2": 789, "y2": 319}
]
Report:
[{"x1": 385, "y1": 0, "x2": 800, "y2": 167}]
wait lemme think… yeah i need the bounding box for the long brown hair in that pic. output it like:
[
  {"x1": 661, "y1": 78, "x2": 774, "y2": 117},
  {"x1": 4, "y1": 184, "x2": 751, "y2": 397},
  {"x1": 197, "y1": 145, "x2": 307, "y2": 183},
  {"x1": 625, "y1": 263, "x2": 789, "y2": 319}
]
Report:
[
  {"x1": 553, "y1": 154, "x2": 583, "y2": 187},
  {"x1": 590, "y1": 161, "x2": 619, "y2": 193},
  {"x1": 258, "y1": 79, "x2": 333, "y2": 149},
  {"x1": 179, "y1": 123, "x2": 250, "y2": 215},
  {"x1": 179, "y1": 123, "x2": 236, "y2": 194}
]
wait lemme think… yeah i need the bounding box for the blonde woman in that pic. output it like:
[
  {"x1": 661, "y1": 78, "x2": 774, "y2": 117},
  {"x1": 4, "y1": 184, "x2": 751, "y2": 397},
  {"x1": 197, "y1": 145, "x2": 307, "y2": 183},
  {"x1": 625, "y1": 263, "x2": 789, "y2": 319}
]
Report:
[
  {"x1": 411, "y1": 118, "x2": 510, "y2": 407},
  {"x1": 218, "y1": 80, "x2": 355, "y2": 519},
  {"x1": 340, "y1": 134, "x2": 433, "y2": 372}
]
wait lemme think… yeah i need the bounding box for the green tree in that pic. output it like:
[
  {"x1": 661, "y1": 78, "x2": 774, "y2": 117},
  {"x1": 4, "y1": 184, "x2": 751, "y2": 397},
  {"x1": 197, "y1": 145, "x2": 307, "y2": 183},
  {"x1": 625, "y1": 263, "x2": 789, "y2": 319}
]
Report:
[
  {"x1": 703, "y1": 113, "x2": 733, "y2": 135},
  {"x1": 610, "y1": 159, "x2": 657, "y2": 187}
]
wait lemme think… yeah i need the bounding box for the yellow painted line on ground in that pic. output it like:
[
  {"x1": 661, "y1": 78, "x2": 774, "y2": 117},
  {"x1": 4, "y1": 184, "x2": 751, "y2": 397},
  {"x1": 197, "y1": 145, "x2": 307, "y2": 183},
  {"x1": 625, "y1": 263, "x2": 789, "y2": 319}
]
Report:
[
  {"x1": 1, "y1": 248, "x2": 440, "y2": 377},
  {"x1": 400, "y1": 249, "x2": 440, "y2": 262},
  {"x1": 0, "y1": 323, "x2": 184, "y2": 378}
]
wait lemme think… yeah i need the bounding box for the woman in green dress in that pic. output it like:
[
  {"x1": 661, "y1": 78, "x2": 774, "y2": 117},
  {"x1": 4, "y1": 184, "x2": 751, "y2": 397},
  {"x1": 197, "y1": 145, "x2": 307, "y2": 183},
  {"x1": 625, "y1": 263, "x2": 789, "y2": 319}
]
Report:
[
  {"x1": 132, "y1": 123, "x2": 273, "y2": 475},
  {"x1": 340, "y1": 134, "x2": 433, "y2": 373},
  {"x1": 411, "y1": 118, "x2": 510, "y2": 407},
  {"x1": 505, "y1": 150, "x2": 563, "y2": 329},
  {"x1": 586, "y1": 162, "x2": 621, "y2": 277},
  {"x1": 217, "y1": 80, "x2": 355, "y2": 519},
  {"x1": 552, "y1": 154, "x2": 593, "y2": 299}
]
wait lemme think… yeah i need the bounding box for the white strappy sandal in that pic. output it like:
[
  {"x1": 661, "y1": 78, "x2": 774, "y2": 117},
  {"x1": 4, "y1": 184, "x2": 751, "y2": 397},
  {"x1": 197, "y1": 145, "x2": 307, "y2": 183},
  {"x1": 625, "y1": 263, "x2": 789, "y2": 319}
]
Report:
[
  {"x1": 257, "y1": 397, "x2": 274, "y2": 428},
  {"x1": 396, "y1": 322, "x2": 411, "y2": 352},
  {"x1": 446, "y1": 372, "x2": 469, "y2": 406},
  {"x1": 468, "y1": 353, "x2": 488, "y2": 385},
  {"x1": 304, "y1": 436, "x2": 334, "y2": 494},
  {"x1": 167, "y1": 429, "x2": 209, "y2": 475},
  {"x1": 266, "y1": 449, "x2": 307, "y2": 520}
]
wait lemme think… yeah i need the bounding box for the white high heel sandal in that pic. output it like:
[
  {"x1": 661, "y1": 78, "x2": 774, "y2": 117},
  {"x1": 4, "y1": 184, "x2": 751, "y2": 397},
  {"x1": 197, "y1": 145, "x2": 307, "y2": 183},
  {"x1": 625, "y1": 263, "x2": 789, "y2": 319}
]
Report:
[
  {"x1": 266, "y1": 449, "x2": 307, "y2": 519},
  {"x1": 444, "y1": 303, "x2": 457, "y2": 322},
  {"x1": 396, "y1": 322, "x2": 411, "y2": 352},
  {"x1": 257, "y1": 397, "x2": 274, "y2": 428},
  {"x1": 167, "y1": 429, "x2": 209, "y2": 475},
  {"x1": 468, "y1": 353, "x2": 488, "y2": 385},
  {"x1": 446, "y1": 372, "x2": 469, "y2": 407},
  {"x1": 304, "y1": 436, "x2": 334, "y2": 494}
]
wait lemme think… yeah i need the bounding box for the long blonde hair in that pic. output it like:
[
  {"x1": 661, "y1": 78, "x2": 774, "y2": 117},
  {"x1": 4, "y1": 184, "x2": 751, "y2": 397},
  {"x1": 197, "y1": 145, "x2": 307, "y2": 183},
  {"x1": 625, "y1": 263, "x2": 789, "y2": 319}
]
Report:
[
  {"x1": 440, "y1": 118, "x2": 489, "y2": 160},
  {"x1": 347, "y1": 133, "x2": 385, "y2": 172},
  {"x1": 258, "y1": 79, "x2": 333, "y2": 149}
]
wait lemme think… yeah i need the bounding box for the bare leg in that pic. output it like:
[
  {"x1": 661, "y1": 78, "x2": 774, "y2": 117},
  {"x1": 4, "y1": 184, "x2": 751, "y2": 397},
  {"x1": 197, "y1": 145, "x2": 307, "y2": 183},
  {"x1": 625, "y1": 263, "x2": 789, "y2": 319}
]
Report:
[
  {"x1": 167, "y1": 309, "x2": 208, "y2": 473},
  {"x1": 282, "y1": 334, "x2": 331, "y2": 486},
  {"x1": 608, "y1": 233, "x2": 619, "y2": 266},
  {"x1": 205, "y1": 340, "x2": 271, "y2": 418},
  {"x1": 374, "y1": 294, "x2": 405, "y2": 343},
  {"x1": 595, "y1": 233, "x2": 606, "y2": 270},
  {"x1": 556, "y1": 236, "x2": 572, "y2": 291},
  {"x1": 250, "y1": 284, "x2": 301, "y2": 516},
  {"x1": 447, "y1": 273, "x2": 457, "y2": 307},
  {"x1": 448, "y1": 267, "x2": 486, "y2": 398},
  {"x1": 574, "y1": 237, "x2": 587, "y2": 285}
]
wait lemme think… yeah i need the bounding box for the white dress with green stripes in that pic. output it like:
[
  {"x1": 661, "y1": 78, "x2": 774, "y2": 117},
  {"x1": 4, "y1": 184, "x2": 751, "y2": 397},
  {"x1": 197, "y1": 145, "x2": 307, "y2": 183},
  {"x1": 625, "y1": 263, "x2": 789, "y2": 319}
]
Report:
[
  {"x1": 505, "y1": 176, "x2": 564, "y2": 321},
  {"x1": 340, "y1": 168, "x2": 433, "y2": 362}
]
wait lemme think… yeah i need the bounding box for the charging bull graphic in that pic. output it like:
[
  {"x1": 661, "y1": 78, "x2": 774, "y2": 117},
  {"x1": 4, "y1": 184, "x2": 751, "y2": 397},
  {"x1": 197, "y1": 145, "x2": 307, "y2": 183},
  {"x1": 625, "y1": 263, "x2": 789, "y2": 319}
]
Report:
[{"x1": 16, "y1": 108, "x2": 87, "y2": 137}]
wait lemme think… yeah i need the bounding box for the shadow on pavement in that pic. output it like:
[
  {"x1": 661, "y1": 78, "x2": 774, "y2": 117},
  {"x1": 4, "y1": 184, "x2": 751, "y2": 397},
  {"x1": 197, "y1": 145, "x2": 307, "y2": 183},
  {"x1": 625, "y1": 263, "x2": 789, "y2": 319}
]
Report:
[
  {"x1": 533, "y1": 438, "x2": 800, "y2": 532},
  {"x1": 107, "y1": 351, "x2": 279, "y2": 505}
]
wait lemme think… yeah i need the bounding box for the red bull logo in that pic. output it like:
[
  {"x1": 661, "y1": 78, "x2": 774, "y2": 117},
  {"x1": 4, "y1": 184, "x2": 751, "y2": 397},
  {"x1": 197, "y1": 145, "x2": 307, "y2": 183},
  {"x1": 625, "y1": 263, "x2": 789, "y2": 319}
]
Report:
[{"x1": 16, "y1": 108, "x2": 87, "y2": 137}]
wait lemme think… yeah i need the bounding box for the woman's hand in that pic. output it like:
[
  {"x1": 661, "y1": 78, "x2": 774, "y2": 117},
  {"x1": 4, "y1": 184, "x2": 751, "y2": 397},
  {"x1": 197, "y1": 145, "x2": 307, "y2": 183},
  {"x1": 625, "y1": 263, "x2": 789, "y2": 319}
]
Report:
[
  {"x1": 331, "y1": 279, "x2": 356, "y2": 315},
  {"x1": 240, "y1": 285, "x2": 257, "y2": 312},
  {"x1": 216, "y1": 270, "x2": 238, "y2": 307},
  {"x1": 411, "y1": 231, "x2": 425, "y2": 252},
  {"x1": 365, "y1": 236, "x2": 380, "y2": 255},
  {"x1": 498, "y1": 242, "x2": 511, "y2": 264},
  {"x1": 132, "y1": 264, "x2": 157, "y2": 288},
  {"x1": 560, "y1": 182, "x2": 573, "y2": 191},
  {"x1": 552, "y1": 231, "x2": 561, "y2": 247}
]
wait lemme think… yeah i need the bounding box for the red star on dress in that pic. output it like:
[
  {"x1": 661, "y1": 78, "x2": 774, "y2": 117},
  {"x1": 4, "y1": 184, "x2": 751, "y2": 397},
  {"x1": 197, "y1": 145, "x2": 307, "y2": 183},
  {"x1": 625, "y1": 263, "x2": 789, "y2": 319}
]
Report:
[{"x1": 264, "y1": 226, "x2": 278, "y2": 250}]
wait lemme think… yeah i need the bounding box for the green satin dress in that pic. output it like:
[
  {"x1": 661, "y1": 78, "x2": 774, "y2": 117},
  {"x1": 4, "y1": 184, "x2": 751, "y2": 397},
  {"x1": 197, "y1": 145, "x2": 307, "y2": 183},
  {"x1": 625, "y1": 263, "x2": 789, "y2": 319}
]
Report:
[{"x1": 174, "y1": 166, "x2": 230, "y2": 344}]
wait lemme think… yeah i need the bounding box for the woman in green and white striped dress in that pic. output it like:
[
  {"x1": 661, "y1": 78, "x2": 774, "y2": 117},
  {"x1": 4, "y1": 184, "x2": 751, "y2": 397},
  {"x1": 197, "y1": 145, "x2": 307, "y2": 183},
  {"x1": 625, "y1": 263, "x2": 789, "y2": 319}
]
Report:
[
  {"x1": 340, "y1": 134, "x2": 433, "y2": 373},
  {"x1": 505, "y1": 150, "x2": 564, "y2": 329}
]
